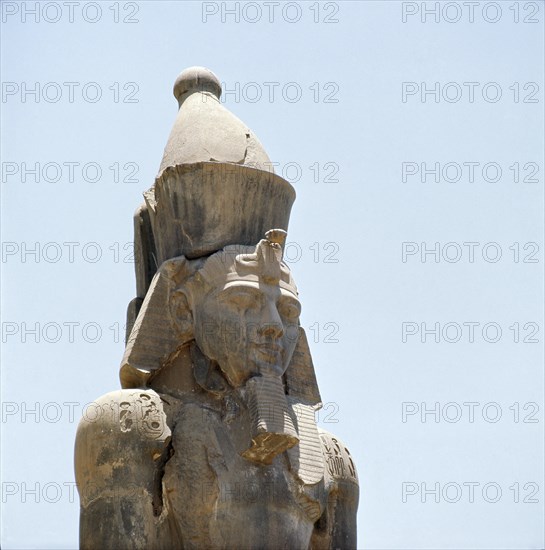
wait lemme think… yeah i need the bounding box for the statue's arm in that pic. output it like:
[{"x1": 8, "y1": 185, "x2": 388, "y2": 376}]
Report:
[
  {"x1": 74, "y1": 389, "x2": 173, "y2": 550},
  {"x1": 311, "y1": 429, "x2": 359, "y2": 550}
]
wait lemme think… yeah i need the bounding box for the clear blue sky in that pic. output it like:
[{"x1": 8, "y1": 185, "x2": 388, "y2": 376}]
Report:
[{"x1": 1, "y1": 1, "x2": 544, "y2": 548}]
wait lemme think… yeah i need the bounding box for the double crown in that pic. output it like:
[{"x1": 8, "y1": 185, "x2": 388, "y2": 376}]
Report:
[{"x1": 133, "y1": 66, "x2": 296, "y2": 301}]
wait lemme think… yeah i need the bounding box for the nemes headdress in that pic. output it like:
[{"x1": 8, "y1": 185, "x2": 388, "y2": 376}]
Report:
[
  {"x1": 120, "y1": 67, "x2": 320, "y2": 409},
  {"x1": 194, "y1": 229, "x2": 297, "y2": 294}
]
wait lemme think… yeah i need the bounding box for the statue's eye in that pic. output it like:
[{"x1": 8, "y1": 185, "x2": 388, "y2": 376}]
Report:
[{"x1": 278, "y1": 300, "x2": 301, "y2": 320}]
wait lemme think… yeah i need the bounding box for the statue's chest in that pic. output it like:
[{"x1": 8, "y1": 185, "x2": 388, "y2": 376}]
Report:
[
  {"x1": 192, "y1": 405, "x2": 308, "y2": 509},
  {"x1": 216, "y1": 419, "x2": 318, "y2": 547},
  {"x1": 164, "y1": 403, "x2": 320, "y2": 548}
]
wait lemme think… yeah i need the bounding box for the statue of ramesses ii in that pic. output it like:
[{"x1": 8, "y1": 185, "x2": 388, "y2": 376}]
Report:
[{"x1": 75, "y1": 67, "x2": 359, "y2": 550}]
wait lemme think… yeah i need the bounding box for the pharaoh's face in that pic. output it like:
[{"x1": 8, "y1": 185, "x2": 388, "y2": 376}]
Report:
[{"x1": 191, "y1": 277, "x2": 301, "y2": 387}]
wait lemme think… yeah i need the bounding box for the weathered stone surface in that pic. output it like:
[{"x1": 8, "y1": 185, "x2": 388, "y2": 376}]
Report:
[
  {"x1": 145, "y1": 162, "x2": 295, "y2": 263},
  {"x1": 75, "y1": 67, "x2": 358, "y2": 549}
]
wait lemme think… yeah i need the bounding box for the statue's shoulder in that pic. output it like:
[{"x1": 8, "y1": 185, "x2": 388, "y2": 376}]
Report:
[
  {"x1": 317, "y1": 427, "x2": 359, "y2": 488},
  {"x1": 75, "y1": 388, "x2": 170, "y2": 444},
  {"x1": 75, "y1": 389, "x2": 170, "y2": 493},
  {"x1": 310, "y1": 428, "x2": 359, "y2": 549},
  {"x1": 75, "y1": 390, "x2": 174, "y2": 547}
]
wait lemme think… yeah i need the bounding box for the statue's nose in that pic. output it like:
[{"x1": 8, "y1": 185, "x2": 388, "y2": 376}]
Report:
[{"x1": 260, "y1": 302, "x2": 284, "y2": 338}]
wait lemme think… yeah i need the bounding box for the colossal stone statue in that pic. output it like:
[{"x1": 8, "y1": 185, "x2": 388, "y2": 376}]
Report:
[{"x1": 75, "y1": 67, "x2": 358, "y2": 549}]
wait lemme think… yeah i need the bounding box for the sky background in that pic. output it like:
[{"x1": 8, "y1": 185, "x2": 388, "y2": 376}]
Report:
[{"x1": 1, "y1": 1, "x2": 544, "y2": 548}]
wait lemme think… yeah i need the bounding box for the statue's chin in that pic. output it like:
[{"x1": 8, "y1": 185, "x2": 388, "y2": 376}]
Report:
[{"x1": 222, "y1": 355, "x2": 287, "y2": 387}]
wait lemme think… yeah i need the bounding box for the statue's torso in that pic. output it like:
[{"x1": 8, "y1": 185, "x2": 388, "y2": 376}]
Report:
[{"x1": 162, "y1": 396, "x2": 326, "y2": 550}]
